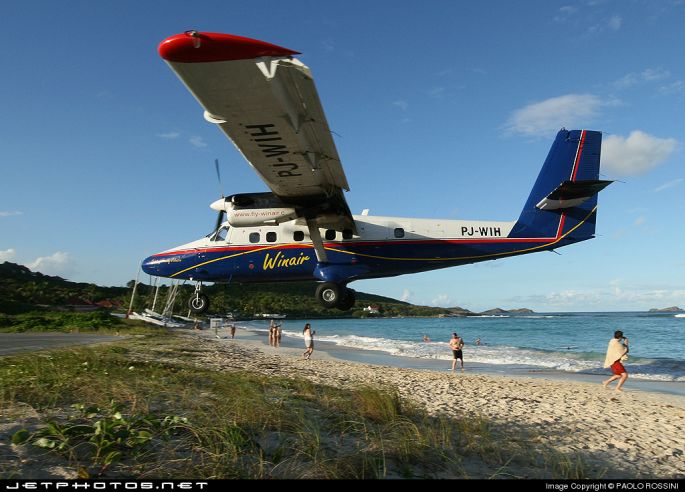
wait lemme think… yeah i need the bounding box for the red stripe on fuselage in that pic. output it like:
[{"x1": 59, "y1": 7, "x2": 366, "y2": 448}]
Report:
[{"x1": 153, "y1": 235, "x2": 563, "y2": 258}]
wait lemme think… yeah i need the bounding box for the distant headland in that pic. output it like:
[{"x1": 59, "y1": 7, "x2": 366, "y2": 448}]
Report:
[
  {"x1": 648, "y1": 306, "x2": 684, "y2": 313},
  {"x1": 440, "y1": 307, "x2": 534, "y2": 317}
]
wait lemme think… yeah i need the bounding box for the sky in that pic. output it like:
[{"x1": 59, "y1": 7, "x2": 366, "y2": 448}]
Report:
[{"x1": 1, "y1": 0, "x2": 684, "y2": 312}]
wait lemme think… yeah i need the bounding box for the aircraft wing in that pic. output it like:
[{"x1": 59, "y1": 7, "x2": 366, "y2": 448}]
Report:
[{"x1": 159, "y1": 31, "x2": 354, "y2": 231}]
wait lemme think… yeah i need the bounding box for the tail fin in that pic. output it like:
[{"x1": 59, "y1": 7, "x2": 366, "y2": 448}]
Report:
[{"x1": 510, "y1": 129, "x2": 611, "y2": 241}]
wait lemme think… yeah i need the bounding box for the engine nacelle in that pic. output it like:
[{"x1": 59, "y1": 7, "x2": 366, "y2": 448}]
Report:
[
  {"x1": 210, "y1": 192, "x2": 298, "y2": 227},
  {"x1": 226, "y1": 205, "x2": 298, "y2": 227}
]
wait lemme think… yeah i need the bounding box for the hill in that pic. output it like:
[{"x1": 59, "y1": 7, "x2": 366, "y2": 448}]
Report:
[
  {"x1": 0, "y1": 262, "x2": 448, "y2": 318},
  {"x1": 444, "y1": 306, "x2": 535, "y2": 317},
  {"x1": 648, "y1": 306, "x2": 684, "y2": 313}
]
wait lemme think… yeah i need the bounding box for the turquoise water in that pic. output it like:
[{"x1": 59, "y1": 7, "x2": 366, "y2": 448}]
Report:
[{"x1": 243, "y1": 312, "x2": 685, "y2": 382}]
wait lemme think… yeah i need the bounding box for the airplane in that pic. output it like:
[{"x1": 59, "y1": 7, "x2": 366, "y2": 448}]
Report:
[{"x1": 142, "y1": 30, "x2": 612, "y2": 314}]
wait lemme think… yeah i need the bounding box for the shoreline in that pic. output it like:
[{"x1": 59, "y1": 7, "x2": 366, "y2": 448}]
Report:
[
  {"x1": 177, "y1": 326, "x2": 685, "y2": 478},
  {"x1": 223, "y1": 325, "x2": 685, "y2": 397}
]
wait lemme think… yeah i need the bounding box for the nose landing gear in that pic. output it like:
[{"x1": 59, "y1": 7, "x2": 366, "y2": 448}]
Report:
[{"x1": 189, "y1": 282, "x2": 209, "y2": 314}]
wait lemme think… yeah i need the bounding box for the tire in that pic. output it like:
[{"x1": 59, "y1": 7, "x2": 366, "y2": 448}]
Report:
[
  {"x1": 316, "y1": 282, "x2": 342, "y2": 309},
  {"x1": 336, "y1": 288, "x2": 356, "y2": 311},
  {"x1": 189, "y1": 293, "x2": 210, "y2": 314}
]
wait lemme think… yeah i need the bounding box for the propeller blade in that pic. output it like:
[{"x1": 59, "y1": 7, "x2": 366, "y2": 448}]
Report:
[
  {"x1": 214, "y1": 210, "x2": 225, "y2": 232},
  {"x1": 214, "y1": 158, "x2": 224, "y2": 198}
]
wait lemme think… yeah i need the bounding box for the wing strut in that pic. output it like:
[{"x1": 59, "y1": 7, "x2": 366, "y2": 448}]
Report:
[{"x1": 306, "y1": 219, "x2": 328, "y2": 263}]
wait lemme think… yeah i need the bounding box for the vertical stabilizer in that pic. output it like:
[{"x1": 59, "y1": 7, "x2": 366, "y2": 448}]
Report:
[{"x1": 510, "y1": 129, "x2": 606, "y2": 241}]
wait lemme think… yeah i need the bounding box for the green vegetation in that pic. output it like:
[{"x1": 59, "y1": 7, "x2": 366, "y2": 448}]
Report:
[
  {"x1": 0, "y1": 336, "x2": 586, "y2": 479},
  {"x1": 0, "y1": 261, "x2": 448, "y2": 319},
  {"x1": 0, "y1": 311, "x2": 159, "y2": 334}
]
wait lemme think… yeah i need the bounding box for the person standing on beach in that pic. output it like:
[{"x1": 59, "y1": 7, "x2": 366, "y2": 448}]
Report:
[
  {"x1": 449, "y1": 332, "x2": 464, "y2": 371},
  {"x1": 603, "y1": 330, "x2": 629, "y2": 391},
  {"x1": 303, "y1": 323, "x2": 315, "y2": 360}
]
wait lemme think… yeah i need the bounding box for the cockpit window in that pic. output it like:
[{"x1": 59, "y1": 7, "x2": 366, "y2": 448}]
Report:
[{"x1": 211, "y1": 226, "x2": 230, "y2": 242}]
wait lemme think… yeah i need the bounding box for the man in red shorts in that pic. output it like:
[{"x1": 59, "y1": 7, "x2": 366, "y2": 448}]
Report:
[{"x1": 602, "y1": 330, "x2": 629, "y2": 391}]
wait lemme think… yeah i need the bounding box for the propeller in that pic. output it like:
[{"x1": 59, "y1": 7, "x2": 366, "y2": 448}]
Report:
[{"x1": 213, "y1": 159, "x2": 226, "y2": 232}]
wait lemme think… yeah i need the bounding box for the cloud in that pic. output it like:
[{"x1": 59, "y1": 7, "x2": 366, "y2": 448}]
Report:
[
  {"x1": 427, "y1": 87, "x2": 445, "y2": 98},
  {"x1": 601, "y1": 131, "x2": 678, "y2": 176},
  {"x1": 504, "y1": 94, "x2": 608, "y2": 137},
  {"x1": 431, "y1": 294, "x2": 452, "y2": 307},
  {"x1": 0, "y1": 211, "x2": 22, "y2": 217},
  {"x1": 614, "y1": 67, "x2": 670, "y2": 89},
  {"x1": 659, "y1": 80, "x2": 685, "y2": 95},
  {"x1": 654, "y1": 178, "x2": 683, "y2": 192},
  {"x1": 0, "y1": 248, "x2": 16, "y2": 261},
  {"x1": 156, "y1": 131, "x2": 180, "y2": 139},
  {"x1": 26, "y1": 251, "x2": 74, "y2": 276},
  {"x1": 189, "y1": 136, "x2": 208, "y2": 148},
  {"x1": 608, "y1": 15, "x2": 622, "y2": 31},
  {"x1": 553, "y1": 5, "x2": 577, "y2": 22},
  {"x1": 321, "y1": 39, "x2": 335, "y2": 52},
  {"x1": 392, "y1": 100, "x2": 408, "y2": 111},
  {"x1": 400, "y1": 289, "x2": 413, "y2": 302},
  {"x1": 513, "y1": 283, "x2": 685, "y2": 309}
]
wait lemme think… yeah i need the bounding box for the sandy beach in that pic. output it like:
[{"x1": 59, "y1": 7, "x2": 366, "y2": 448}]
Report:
[{"x1": 180, "y1": 327, "x2": 684, "y2": 479}]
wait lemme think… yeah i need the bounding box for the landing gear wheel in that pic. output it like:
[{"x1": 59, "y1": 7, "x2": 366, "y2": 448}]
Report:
[
  {"x1": 189, "y1": 293, "x2": 209, "y2": 314},
  {"x1": 336, "y1": 288, "x2": 356, "y2": 311},
  {"x1": 316, "y1": 282, "x2": 342, "y2": 309}
]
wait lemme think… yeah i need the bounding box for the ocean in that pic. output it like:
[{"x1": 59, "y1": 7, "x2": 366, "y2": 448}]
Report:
[{"x1": 241, "y1": 312, "x2": 685, "y2": 383}]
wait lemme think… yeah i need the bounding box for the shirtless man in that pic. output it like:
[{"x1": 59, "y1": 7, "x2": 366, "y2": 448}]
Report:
[{"x1": 449, "y1": 332, "x2": 465, "y2": 371}]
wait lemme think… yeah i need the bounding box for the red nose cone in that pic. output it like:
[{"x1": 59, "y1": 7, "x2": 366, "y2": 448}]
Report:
[{"x1": 158, "y1": 31, "x2": 300, "y2": 63}]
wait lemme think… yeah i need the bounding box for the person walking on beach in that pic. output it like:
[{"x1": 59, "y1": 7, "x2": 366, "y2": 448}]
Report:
[
  {"x1": 449, "y1": 332, "x2": 465, "y2": 371},
  {"x1": 603, "y1": 330, "x2": 629, "y2": 391},
  {"x1": 303, "y1": 323, "x2": 315, "y2": 360}
]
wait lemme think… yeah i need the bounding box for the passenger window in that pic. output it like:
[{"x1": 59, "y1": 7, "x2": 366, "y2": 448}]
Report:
[
  {"x1": 342, "y1": 229, "x2": 353, "y2": 240},
  {"x1": 325, "y1": 229, "x2": 336, "y2": 240},
  {"x1": 394, "y1": 228, "x2": 405, "y2": 238},
  {"x1": 249, "y1": 232, "x2": 260, "y2": 243},
  {"x1": 266, "y1": 231, "x2": 277, "y2": 243},
  {"x1": 293, "y1": 231, "x2": 304, "y2": 241}
]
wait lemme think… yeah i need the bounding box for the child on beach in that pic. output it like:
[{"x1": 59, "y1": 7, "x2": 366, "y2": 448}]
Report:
[
  {"x1": 603, "y1": 330, "x2": 629, "y2": 391},
  {"x1": 303, "y1": 323, "x2": 315, "y2": 360}
]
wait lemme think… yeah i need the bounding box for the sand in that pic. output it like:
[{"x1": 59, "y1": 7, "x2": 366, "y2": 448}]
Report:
[
  {"x1": 184, "y1": 328, "x2": 685, "y2": 479},
  {"x1": 2, "y1": 327, "x2": 683, "y2": 479}
]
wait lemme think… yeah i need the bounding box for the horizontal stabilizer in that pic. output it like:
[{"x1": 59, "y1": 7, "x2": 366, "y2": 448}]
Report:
[{"x1": 536, "y1": 179, "x2": 612, "y2": 211}]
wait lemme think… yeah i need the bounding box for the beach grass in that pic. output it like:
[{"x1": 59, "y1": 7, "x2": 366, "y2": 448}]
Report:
[
  {"x1": 0, "y1": 311, "x2": 163, "y2": 335},
  {"x1": 0, "y1": 334, "x2": 601, "y2": 479}
]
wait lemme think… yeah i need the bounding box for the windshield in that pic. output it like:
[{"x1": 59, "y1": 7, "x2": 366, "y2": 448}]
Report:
[{"x1": 210, "y1": 225, "x2": 230, "y2": 242}]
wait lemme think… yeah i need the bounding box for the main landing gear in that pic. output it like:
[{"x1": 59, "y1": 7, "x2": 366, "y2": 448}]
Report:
[
  {"x1": 315, "y1": 282, "x2": 356, "y2": 311},
  {"x1": 189, "y1": 282, "x2": 209, "y2": 314}
]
